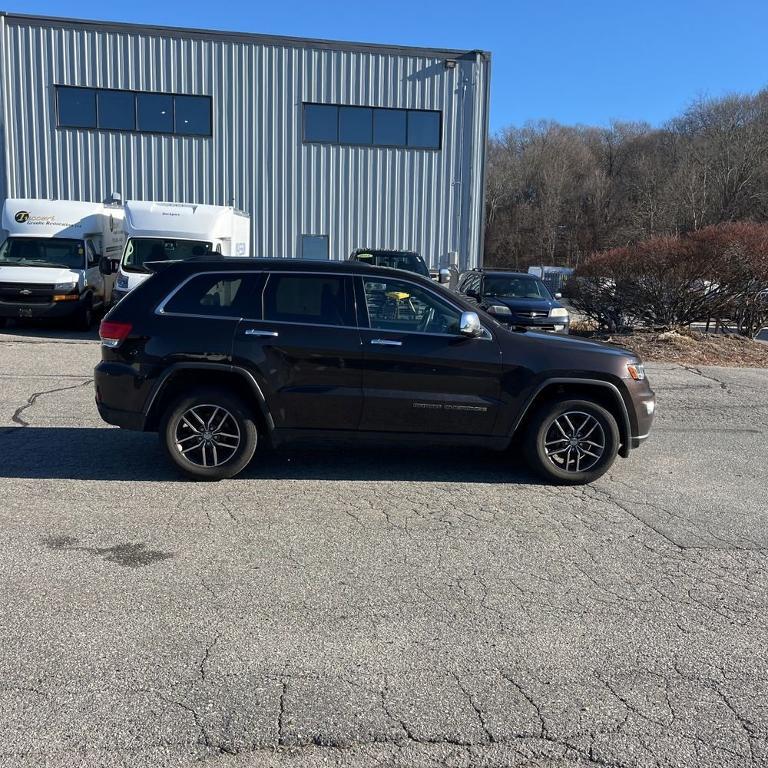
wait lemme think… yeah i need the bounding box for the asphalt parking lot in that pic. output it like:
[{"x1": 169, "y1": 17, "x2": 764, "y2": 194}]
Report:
[{"x1": 1, "y1": 325, "x2": 767, "y2": 768}]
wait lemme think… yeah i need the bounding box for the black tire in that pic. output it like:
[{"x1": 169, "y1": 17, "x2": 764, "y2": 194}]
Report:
[
  {"x1": 524, "y1": 398, "x2": 619, "y2": 484},
  {"x1": 74, "y1": 295, "x2": 94, "y2": 331},
  {"x1": 159, "y1": 388, "x2": 258, "y2": 480}
]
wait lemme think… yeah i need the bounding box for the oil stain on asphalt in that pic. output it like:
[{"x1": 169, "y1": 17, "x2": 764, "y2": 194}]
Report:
[{"x1": 43, "y1": 535, "x2": 173, "y2": 567}]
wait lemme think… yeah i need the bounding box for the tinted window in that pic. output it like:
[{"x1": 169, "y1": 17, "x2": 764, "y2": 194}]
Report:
[
  {"x1": 137, "y1": 93, "x2": 173, "y2": 133},
  {"x1": 408, "y1": 111, "x2": 441, "y2": 149},
  {"x1": 301, "y1": 235, "x2": 329, "y2": 260},
  {"x1": 483, "y1": 276, "x2": 551, "y2": 299},
  {"x1": 163, "y1": 274, "x2": 254, "y2": 317},
  {"x1": 339, "y1": 106, "x2": 372, "y2": 145},
  {"x1": 373, "y1": 108, "x2": 406, "y2": 146},
  {"x1": 0, "y1": 237, "x2": 86, "y2": 270},
  {"x1": 97, "y1": 90, "x2": 135, "y2": 131},
  {"x1": 362, "y1": 277, "x2": 460, "y2": 334},
  {"x1": 263, "y1": 275, "x2": 354, "y2": 326},
  {"x1": 175, "y1": 95, "x2": 211, "y2": 136},
  {"x1": 304, "y1": 104, "x2": 338, "y2": 143},
  {"x1": 58, "y1": 87, "x2": 96, "y2": 129}
]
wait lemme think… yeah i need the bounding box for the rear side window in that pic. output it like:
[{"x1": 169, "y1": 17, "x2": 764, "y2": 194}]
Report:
[
  {"x1": 262, "y1": 274, "x2": 355, "y2": 327},
  {"x1": 162, "y1": 274, "x2": 257, "y2": 317}
]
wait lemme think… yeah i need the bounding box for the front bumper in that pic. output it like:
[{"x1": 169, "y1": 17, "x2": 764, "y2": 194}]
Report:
[
  {"x1": 0, "y1": 296, "x2": 84, "y2": 319},
  {"x1": 494, "y1": 316, "x2": 570, "y2": 334}
]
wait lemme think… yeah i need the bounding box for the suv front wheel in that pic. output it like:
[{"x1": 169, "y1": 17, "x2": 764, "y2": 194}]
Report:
[
  {"x1": 159, "y1": 388, "x2": 258, "y2": 480},
  {"x1": 524, "y1": 398, "x2": 620, "y2": 484}
]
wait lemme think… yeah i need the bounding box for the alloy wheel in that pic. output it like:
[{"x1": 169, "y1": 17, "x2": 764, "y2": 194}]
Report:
[
  {"x1": 174, "y1": 404, "x2": 241, "y2": 468},
  {"x1": 543, "y1": 411, "x2": 606, "y2": 473}
]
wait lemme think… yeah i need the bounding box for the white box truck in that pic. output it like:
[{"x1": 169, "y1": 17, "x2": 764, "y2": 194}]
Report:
[
  {"x1": 0, "y1": 198, "x2": 125, "y2": 329},
  {"x1": 111, "y1": 201, "x2": 251, "y2": 303}
]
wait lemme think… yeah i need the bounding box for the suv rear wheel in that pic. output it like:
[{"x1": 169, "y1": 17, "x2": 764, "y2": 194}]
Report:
[
  {"x1": 524, "y1": 398, "x2": 619, "y2": 484},
  {"x1": 159, "y1": 388, "x2": 258, "y2": 480}
]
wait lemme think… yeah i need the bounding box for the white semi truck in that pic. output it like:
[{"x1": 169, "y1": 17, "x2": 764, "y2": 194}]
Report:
[
  {"x1": 111, "y1": 201, "x2": 251, "y2": 303},
  {"x1": 0, "y1": 198, "x2": 125, "y2": 329}
]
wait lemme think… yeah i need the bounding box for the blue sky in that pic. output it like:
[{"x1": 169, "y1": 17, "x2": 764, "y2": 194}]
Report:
[{"x1": 6, "y1": 0, "x2": 768, "y2": 133}]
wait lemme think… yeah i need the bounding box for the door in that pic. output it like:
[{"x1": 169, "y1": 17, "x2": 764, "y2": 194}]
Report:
[
  {"x1": 84, "y1": 238, "x2": 106, "y2": 304},
  {"x1": 233, "y1": 272, "x2": 364, "y2": 430},
  {"x1": 357, "y1": 275, "x2": 503, "y2": 435}
]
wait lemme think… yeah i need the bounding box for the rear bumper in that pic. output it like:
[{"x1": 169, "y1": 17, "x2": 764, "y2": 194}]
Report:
[{"x1": 94, "y1": 360, "x2": 150, "y2": 431}]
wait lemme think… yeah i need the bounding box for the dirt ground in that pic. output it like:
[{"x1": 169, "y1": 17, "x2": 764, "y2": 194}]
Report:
[{"x1": 572, "y1": 326, "x2": 768, "y2": 366}]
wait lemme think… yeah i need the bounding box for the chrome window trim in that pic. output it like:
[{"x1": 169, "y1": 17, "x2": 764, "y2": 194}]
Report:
[{"x1": 155, "y1": 268, "x2": 493, "y2": 339}]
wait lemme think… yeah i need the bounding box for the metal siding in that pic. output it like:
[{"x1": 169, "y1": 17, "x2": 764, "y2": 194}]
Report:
[{"x1": 0, "y1": 15, "x2": 488, "y2": 268}]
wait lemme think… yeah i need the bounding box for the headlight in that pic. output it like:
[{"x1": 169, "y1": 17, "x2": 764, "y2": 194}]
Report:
[
  {"x1": 549, "y1": 307, "x2": 569, "y2": 319},
  {"x1": 115, "y1": 274, "x2": 129, "y2": 291},
  {"x1": 627, "y1": 363, "x2": 646, "y2": 381},
  {"x1": 54, "y1": 281, "x2": 78, "y2": 292},
  {"x1": 488, "y1": 304, "x2": 511, "y2": 315}
]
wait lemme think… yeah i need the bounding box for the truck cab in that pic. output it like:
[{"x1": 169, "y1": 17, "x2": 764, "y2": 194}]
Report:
[
  {"x1": 111, "y1": 201, "x2": 251, "y2": 304},
  {"x1": 0, "y1": 199, "x2": 125, "y2": 329}
]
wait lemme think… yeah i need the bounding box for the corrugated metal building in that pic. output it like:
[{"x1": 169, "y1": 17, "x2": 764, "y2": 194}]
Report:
[{"x1": 0, "y1": 12, "x2": 490, "y2": 270}]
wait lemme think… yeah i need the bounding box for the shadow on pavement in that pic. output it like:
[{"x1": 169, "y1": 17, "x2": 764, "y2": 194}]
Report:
[
  {"x1": 0, "y1": 426, "x2": 538, "y2": 484},
  {"x1": 0, "y1": 319, "x2": 100, "y2": 342}
]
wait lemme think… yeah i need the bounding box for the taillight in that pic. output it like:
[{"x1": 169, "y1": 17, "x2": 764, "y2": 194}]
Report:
[{"x1": 99, "y1": 320, "x2": 133, "y2": 348}]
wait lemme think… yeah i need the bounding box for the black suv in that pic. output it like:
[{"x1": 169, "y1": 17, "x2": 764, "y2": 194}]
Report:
[
  {"x1": 457, "y1": 268, "x2": 570, "y2": 334},
  {"x1": 95, "y1": 259, "x2": 655, "y2": 483}
]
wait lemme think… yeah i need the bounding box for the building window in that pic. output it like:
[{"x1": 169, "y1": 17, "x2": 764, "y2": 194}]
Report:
[
  {"x1": 301, "y1": 234, "x2": 329, "y2": 261},
  {"x1": 304, "y1": 104, "x2": 338, "y2": 143},
  {"x1": 339, "y1": 106, "x2": 373, "y2": 145},
  {"x1": 57, "y1": 87, "x2": 97, "y2": 129},
  {"x1": 136, "y1": 93, "x2": 173, "y2": 133},
  {"x1": 175, "y1": 95, "x2": 212, "y2": 136},
  {"x1": 97, "y1": 90, "x2": 135, "y2": 130},
  {"x1": 407, "y1": 110, "x2": 441, "y2": 149},
  {"x1": 55, "y1": 86, "x2": 212, "y2": 137},
  {"x1": 373, "y1": 108, "x2": 406, "y2": 147},
  {"x1": 303, "y1": 103, "x2": 441, "y2": 150}
]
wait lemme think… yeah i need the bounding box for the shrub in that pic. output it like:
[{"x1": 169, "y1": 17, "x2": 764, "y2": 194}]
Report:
[{"x1": 570, "y1": 223, "x2": 768, "y2": 335}]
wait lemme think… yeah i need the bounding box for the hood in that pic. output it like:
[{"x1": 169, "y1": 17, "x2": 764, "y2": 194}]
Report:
[
  {"x1": 0, "y1": 265, "x2": 82, "y2": 285},
  {"x1": 500, "y1": 327, "x2": 636, "y2": 358},
  {"x1": 485, "y1": 296, "x2": 558, "y2": 313}
]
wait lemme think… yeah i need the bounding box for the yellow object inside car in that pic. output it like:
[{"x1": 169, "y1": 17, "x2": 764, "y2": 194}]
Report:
[{"x1": 386, "y1": 291, "x2": 411, "y2": 301}]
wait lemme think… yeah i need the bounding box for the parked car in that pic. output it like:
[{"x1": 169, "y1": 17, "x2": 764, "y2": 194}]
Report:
[
  {"x1": 348, "y1": 248, "x2": 430, "y2": 278},
  {"x1": 457, "y1": 268, "x2": 571, "y2": 334},
  {"x1": 95, "y1": 259, "x2": 655, "y2": 484}
]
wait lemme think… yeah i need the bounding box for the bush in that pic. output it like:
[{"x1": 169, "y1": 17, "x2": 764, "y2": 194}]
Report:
[{"x1": 570, "y1": 223, "x2": 768, "y2": 335}]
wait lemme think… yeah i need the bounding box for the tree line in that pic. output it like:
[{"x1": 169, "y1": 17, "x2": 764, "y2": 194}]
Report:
[{"x1": 483, "y1": 88, "x2": 768, "y2": 270}]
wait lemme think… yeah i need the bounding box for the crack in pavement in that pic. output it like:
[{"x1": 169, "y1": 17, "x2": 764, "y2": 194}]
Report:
[{"x1": 5, "y1": 379, "x2": 93, "y2": 430}]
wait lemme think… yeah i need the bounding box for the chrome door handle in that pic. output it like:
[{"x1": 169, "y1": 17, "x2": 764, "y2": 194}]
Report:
[
  {"x1": 244, "y1": 329, "x2": 279, "y2": 337},
  {"x1": 370, "y1": 338, "x2": 402, "y2": 346}
]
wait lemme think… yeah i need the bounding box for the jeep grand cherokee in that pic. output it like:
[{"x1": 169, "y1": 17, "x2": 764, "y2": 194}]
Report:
[{"x1": 95, "y1": 259, "x2": 655, "y2": 483}]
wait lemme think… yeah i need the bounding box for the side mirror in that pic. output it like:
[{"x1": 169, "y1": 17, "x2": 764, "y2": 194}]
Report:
[
  {"x1": 99, "y1": 256, "x2": 113, "y2": 276},
  {"x1": 438, "y1": 267, "x2": 451, "y2": 285},
  {"x1": 554, "y1": 292, "x2": 563, "y2": 299},
  {"x1": 458, "y1": 311, "x2": 482, "y2": 337}
]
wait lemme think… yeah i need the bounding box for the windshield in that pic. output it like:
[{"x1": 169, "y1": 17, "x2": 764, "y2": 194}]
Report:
[
  {"x1": 123, "y1": 238, "x2": 214, "y2": 273},
  {"x1": 355, "y1": 251, "x2": 430, "y2": 278},
  {"x1": 483, "y1": 276, "x2": 552, "y2": 300},
  {"x1": 0, "y1": 237, "x2": 85, "y2": 270}
]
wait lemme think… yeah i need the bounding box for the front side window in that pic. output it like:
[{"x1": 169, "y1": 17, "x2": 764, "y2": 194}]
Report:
[
  {"x1": 483, "y1": 276, "x2": 551, "y2": 300},
  {"x1": 57, "y1": 87, "x2": 96, "y2": 129},
  {"x1": 362, "y1": 277, "x2": 461, "y2": 335},
  {"x1": 262, "y1": 274, "x2": 355, "y2": 327},
  {"x1": 163, "y1": 274, "x2": 255, "y2": 317},
  {"x1": 122, "y1": 238, "x2": 214, "y2": 274},
  {"x1": 0, "y1": 237, "x2": 85, "y2": 270}
]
